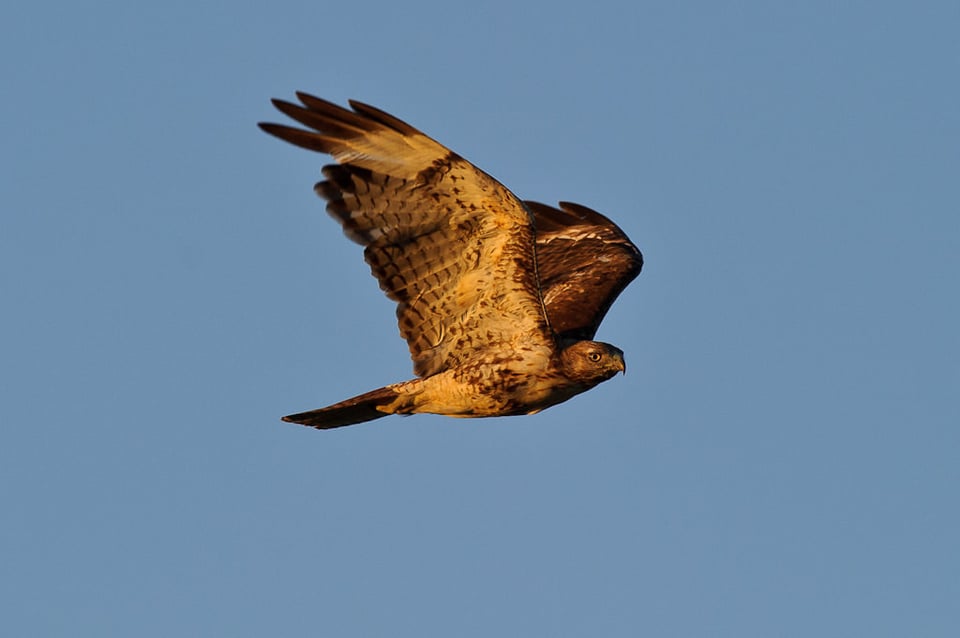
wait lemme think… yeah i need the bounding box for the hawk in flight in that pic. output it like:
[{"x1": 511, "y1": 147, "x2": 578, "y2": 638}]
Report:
[{"x1": 260, "y1": 94, "x2": 643, "y2": 429}]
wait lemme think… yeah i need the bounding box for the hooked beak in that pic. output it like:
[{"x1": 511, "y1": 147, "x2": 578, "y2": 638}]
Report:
[{"x1": 614, "y1": 353, "x2": 626, "y2": 375}]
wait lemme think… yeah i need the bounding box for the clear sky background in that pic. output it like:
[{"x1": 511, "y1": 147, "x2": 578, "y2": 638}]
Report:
[{"x1": 2, "y1": 1, "x2": 958, "y2": 636}]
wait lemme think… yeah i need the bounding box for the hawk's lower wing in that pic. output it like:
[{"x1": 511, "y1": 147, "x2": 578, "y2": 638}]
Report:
[
  {"x1": 260, "y1": 94, "x2": 554, "y2": 377},
  {"x1": 525, "y1": 201, "x2": 643, "y2": 341}
]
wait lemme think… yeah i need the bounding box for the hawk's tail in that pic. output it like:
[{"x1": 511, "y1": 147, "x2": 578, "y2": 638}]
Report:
[{"x1": 282, "y1": 385, "x2": 400, "y2": 430}]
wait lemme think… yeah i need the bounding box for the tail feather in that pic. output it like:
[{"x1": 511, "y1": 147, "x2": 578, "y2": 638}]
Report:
[{"x1": 282, "y1": 385, "x2": 399, "y2": 430}]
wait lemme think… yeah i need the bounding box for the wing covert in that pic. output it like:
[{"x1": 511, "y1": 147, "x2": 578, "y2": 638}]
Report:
[{"x1": 526, "y1": 201, "x2": 643, "y2": 340}]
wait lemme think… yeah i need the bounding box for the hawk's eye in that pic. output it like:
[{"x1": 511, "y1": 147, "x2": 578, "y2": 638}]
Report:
[{"x1": 588, "y1": 352, "x2": 603, "y2": 362}]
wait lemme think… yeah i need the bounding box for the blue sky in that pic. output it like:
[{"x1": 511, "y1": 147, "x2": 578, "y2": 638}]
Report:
[{"x1": 2, "y1": 1, "x2": 958, "y2": 635}]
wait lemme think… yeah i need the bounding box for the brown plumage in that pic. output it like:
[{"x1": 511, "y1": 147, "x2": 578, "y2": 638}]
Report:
[{"x1": 259, "y1": 94, "x2": 643, "y2": 429}]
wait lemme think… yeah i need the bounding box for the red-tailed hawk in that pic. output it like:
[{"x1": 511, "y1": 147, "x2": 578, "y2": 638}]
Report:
[{"x1": 259, "y1": 93, "x2": 643, "y2": 429}]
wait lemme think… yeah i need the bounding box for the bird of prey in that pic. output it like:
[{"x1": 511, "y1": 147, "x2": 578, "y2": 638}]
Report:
[{"x1": 259, "y1": 93, "x2": 643, "y2": 429}]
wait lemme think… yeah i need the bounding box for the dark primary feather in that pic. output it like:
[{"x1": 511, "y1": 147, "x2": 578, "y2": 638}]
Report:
[{"x1": 526, "y1": 201, "x2": 643, "y2": 340}]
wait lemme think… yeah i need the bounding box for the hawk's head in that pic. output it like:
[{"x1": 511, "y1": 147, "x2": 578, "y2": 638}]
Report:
[{"x1": 559, "y1": 341, "x2": 626, "y2": 388}]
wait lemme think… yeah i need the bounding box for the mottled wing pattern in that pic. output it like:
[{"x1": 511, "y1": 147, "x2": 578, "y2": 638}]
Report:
[
  {"x1": 260, "y1": 94, "x2": 554, "y2": 377},
  {"x1": 526, "y1": 201, "x2": 643, "y2": 340}
]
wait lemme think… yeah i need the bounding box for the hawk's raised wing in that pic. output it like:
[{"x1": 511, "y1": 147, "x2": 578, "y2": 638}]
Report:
[
  {"x1": 259, "y1": 93, "x2": 554, "y2": 378},
  {"x1": 525, "y1": 201, "x2": 643, "y2": 341}
]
